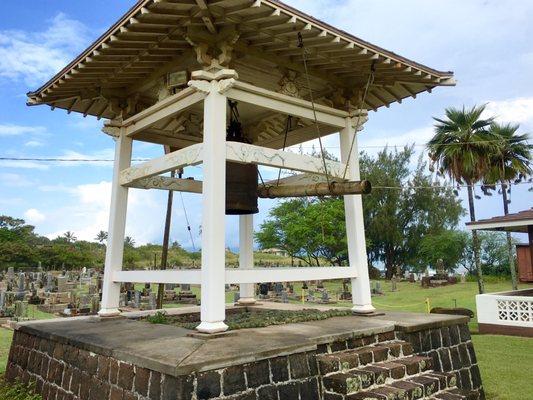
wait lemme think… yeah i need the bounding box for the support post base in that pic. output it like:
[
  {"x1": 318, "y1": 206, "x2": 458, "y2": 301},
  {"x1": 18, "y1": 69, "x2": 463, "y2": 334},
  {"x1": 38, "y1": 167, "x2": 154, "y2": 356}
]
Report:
[
  {"x1": 98, "y1": 308, "x2": 121, "y2": 318},
  {"x1": 237, "y1": 297, "x2": 257, "y2": 305},
  {"x1": 196, "y1": 321, "x2": 229, "y2": 334},
  {"x1": 352, "y1": 304, "x2": 376, "y2": 314}
]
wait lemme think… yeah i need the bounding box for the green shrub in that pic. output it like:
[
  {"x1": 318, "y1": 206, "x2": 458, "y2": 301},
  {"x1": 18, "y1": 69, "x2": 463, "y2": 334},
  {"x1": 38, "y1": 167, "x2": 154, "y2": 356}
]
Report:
[
  {"x1": 0, "y1": 379, "x2": 42, "y2": 400},
  {"x1": 146, "y1": 311, "x2": 169, "y2": 325}
]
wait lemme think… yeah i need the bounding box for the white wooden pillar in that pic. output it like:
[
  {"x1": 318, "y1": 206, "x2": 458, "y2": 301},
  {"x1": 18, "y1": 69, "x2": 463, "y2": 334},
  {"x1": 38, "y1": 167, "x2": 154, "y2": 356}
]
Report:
[
  {"x1": 340, "y1": 117, "x2": 376, "y2": 314},
  {"x1": 99, "y1": 129, "x2": 132, "y2": 317},
  {"x1": 196, "y1": 81, "x2": 229, "y2": 333},
  {"x1": 238, "y1": 214, "x2": 256, "y2": 304}
]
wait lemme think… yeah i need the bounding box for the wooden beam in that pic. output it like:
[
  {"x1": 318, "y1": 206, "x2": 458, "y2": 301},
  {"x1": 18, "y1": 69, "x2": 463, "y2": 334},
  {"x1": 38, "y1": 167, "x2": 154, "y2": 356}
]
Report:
[
  {"x1": 258, "y1": 180, "x2": 371, "y2": 198},
  {"x1": 226, "y1": 142, "x2": 349, "y2": 179},
  {"x1": 122, "y1": 87, "x2": 205, "y2": 136},
  {"x1": 119, "y1": 144, "x2": 203, "y2": 186},
  {"x1": 126, "y1": 176, "x2": 202, "y2": 193},
  {"x1": 225, "y1": 81, "x2": 348, "y2": 128}
]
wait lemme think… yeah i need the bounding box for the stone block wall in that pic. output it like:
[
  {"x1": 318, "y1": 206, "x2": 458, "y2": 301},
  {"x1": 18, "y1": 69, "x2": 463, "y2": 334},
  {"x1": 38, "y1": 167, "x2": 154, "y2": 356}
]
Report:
[
  {"x1": 397, "y1": 323, "x2": 484, "y2": 399},
  {"x1": 6, "y1": 322, "x2": 483, "y2": 400}
]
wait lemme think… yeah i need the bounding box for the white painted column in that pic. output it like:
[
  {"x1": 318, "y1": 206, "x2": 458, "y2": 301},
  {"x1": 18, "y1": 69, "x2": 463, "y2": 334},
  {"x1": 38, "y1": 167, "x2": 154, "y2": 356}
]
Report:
[
  {"x1": 99, "y1": 129, "x2": 132, "y2": 317},
  {"x1": 196, "y1": 81, "x2": 229, "y2": 333},
  {"x1": 340, "y1": 116, "x2": 375, "y2": 314},
  {"x1": 238, "y1": 214, "x2": 256, "y2": 304}
]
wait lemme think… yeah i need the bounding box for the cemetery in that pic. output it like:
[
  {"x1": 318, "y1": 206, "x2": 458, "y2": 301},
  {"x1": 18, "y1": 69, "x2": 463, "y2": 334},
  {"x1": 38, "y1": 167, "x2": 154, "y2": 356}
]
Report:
[{"x1": 0, "y1": 1, "x2": 531, "y2": 400}]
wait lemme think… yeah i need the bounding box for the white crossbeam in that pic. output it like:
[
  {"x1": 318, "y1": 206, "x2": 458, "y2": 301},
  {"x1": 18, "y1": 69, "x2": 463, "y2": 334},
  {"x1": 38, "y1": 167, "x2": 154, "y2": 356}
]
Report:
[
  {"x1": 125, "y1": 176, "x2": 203, "y2": 193},
  {"x1": 112, "y1": 267, "x2": 357, "y2": 285},
  {"x1": 226, "y1": 142, "x2": 349, "y2": 179},
  {"x1": 227, "y1": 267, "x2": 357, "y2": 284},
  {"x1": 119, "y1": 144, "x2": 203, "y2": 186},
  {"x1": 122, "y1": 87, "x2": 206, "y2": 136},
  {"x1": 225, "y1": 81, "x2": 348, "y2": 128},
  {"x1": 113, "y1": 270, "x2": 201, "y2": 284}
]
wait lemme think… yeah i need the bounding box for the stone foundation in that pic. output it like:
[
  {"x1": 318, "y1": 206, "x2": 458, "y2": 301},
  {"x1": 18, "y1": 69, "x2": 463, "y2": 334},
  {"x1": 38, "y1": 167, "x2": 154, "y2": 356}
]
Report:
[{"x1": 5, "y1": 307, "x2": 484, "y2": 399}]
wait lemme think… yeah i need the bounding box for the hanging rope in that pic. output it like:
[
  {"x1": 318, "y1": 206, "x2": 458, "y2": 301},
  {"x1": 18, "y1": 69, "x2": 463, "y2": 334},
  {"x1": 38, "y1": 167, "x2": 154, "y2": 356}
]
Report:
[
  {"x1": 276, "y1": 115, "x2": 293, "y2": 186},
  {"x1": 298, "y1": 32, "x2": 332, "y2": 189},
  {"x1": 342, "y1": 62, "x2": 376, "y2": 180},
  {"x1": 177, "y1": 169, "x2": 196, "y2": 252}
]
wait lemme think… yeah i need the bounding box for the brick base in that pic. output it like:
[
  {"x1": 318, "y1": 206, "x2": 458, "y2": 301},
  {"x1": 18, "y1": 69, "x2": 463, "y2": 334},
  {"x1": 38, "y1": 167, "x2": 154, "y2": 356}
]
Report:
[{"x1": 6, "y1": 322, "x2": 483, "y2": 400}]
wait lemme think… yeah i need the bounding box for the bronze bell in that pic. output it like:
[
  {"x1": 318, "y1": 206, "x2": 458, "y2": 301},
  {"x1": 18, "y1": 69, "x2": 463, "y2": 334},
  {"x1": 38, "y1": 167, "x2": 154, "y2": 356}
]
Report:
[{"x1": 225, "y1": 101, "x2": 259, "y2": 215}]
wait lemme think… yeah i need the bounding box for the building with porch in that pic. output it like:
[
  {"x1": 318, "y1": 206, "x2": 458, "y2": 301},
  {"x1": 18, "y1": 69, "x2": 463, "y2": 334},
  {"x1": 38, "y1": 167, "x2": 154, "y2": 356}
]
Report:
[{"x1": 467, "y1": 208, "x2": 533, "y2": 337}]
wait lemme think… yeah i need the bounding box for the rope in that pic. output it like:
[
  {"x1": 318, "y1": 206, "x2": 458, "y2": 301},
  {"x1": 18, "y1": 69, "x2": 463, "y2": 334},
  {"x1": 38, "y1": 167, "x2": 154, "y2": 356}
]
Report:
[
  {"x1": 342, "y1": 63, "x2": 376, "y2": 180},
  {"x1": 298, "y1": 32, "x2": 331, "y2": 189},
  {"x1": 276, "y1": 115, "x2": 292, "y2": 186},
  {"x1": 371, "y1": 300, "x2": 426, "y2": 309}
]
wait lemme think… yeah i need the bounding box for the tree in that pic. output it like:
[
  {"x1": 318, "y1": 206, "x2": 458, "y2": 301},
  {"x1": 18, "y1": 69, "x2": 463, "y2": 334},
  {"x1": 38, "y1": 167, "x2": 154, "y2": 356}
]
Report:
[
  {"x1": 417, "y1": 230, "x2": 468, "y2": 273},
  {"x1": 95, "y1": 231, "x2": 108, "y2": 244},
  {"x1": 124, "y1": 236, "x2": 135, "y2": 248},
  {"x1": 63, "y1": 231, "x2": 77, "y2": 243},
  {"x1": 428, "y1": 105, "x2": 495, "y2": 294},
  {"x1": 459, "y1": 232, "x2": 517, "y2": 277},
  {"x1": 256, "y1": 147, "x2": 463, "y2": 275},
  {"x1": 484, "y1": 122, "x2": 532, "y2": 289},
  {"x1": 361, "y1": 147, "x2": 463, "y2": 277}
]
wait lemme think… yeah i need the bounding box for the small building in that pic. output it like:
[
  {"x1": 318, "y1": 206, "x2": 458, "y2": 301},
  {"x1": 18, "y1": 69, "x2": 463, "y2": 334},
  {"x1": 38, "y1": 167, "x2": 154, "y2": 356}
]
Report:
[
  {"x1": 260, "y1": 248, "x2": 288, "y2": 257},
  {"x1": 467, "y1": 208, "x2": 533, "y2": 337}
]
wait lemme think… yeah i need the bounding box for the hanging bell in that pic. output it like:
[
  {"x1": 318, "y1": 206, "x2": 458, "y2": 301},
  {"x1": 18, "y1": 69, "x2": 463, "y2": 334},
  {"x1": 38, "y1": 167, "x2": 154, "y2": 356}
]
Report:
[{"x1": 225, "y1": 102, "x2": 259, "y2": 215}]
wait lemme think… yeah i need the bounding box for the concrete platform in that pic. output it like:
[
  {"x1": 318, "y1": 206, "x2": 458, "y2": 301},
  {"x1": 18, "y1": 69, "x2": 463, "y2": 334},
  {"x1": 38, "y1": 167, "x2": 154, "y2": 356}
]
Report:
[{"x1": 14, "y1": 304, "x2": 468, "y2": 377}]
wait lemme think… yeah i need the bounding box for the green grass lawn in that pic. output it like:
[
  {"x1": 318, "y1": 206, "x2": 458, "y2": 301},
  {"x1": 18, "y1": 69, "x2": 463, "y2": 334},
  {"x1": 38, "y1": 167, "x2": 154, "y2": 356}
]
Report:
[
  {"x1": 0, "y1": 279, "x2": 531, "y2": 399},
  {"x1": 472, "y1": 334, "x2": 533, "y2": 400},
  {"x1": 0, "y1": 329, "x2": 13, "y2": 375}
]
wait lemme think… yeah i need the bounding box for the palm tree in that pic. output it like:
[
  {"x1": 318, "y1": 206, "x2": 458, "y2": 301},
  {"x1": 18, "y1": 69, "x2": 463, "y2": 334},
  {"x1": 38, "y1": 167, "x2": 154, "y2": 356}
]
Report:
[
  {"x1": 428, "y1": 105, "x2": 495, "y2": 294},
  {"x1": 484, "y1": 122, "x2": 532, "y2": 290},
  {"x1": 124, "y1": 236, "x2": 135, "y2": 247},
  {"x1": 63, "y1": 231, "x2": 77, "y2": 243},
  {"x1": 95, "y1": 230, "x2": 108, "y2": 244}
]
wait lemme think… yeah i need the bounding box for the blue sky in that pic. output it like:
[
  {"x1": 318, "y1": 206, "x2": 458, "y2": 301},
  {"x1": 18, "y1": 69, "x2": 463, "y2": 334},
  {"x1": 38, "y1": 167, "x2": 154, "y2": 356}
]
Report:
[{"x1": 0, "y1": 0, "x2": 532, "y2": 249}]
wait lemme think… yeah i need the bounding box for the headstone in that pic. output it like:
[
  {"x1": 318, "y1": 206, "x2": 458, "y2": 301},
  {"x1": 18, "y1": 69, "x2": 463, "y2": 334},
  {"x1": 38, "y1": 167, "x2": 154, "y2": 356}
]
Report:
[
  {"x1": 0, "y1": 291, "x2": 6, "y2": 312},
  {"x1": 321, "y1": 290, "x2": 330, "y2": 303},
  {"x1": 7, "y1": 267, "x2": 14, "y2": 281},
  {"x1": 90, "y1": 296, "x2": 100, "y2": 314},
  {"x1": 234, "y1": 292, "x2": 240, "y2": 303},
  {"x1": 148, "y1": 293, "x2": 157, "y2": 310},
  {"x1": 281, "y1": 291, "x2": 289, "y2": 303},
  {"x1": 57, "y1": 276, "x2": 68, "y2": 293},
  {"x1": 45, "y1": 273, "x2": 54, "y2": 292},
  {"x1": 259, "y1": 283, "x2": 269, "y2": 296},
  {"x1": 180, "y1": 284, "x2": 191, "y2": 292},
  {"x1": 119, "y1": 293, "x2": 127, "y2": 307},
  {"x1": 274, "y1": 282, "x2": 284, "y2": 296},
  {"x1": 391, "y1": 275, "x2": 398, "y2": 292},
  {"x1": 134, "y1": 291, "x2": 141, "y2": 308},
  {"x1": 14, "y1": 301, "x2": 28, "y2": 320},
  {"x1": 16, "y1": 273, "x2": 25, "y2": 300}
]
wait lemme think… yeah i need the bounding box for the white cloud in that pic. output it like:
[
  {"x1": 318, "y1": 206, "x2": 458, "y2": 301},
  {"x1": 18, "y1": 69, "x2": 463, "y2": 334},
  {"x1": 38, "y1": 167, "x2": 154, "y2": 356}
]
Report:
[
  {"x1": 0, "y1": 160, "x2": 48, "y2": 170},
  {"x1": 24, "y1": 140, "x2": 45, "y2": 147},
  {"x1": 485, "y1": 97, "x2": 533, "y2": 127},
  {"x1": 0, "y1": 13, "x2": 90, "y2": 86},
  {"x1": 0, "y1": 124, "x2": 46, "y2": 137},
  {"x1": 0, "y1": 172, "x2": 32, "y2": 187},
  {"x1": 24, "y1": 208, "x2": 46, "y2": 224}
]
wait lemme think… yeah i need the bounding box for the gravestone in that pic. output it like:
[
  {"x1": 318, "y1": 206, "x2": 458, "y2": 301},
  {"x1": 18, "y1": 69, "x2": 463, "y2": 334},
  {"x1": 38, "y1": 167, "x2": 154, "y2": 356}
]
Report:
[
  {"x1": 0, "y1": 291, "x2": 6, "y2": 312},
  {"x1": 91, "y1": 296, "x2": 100, "y2": 315},
  {"x1": 45, "y1": 273, "x2": 54, "y2": 292},
  {"x1": 134, "y1": 291, "x2": 141, "y2": 309},
  {"x1": 148, "y1": 293, "x2": 157, "y2": 310},
  {"x1": 281, "y1": 291, "x2": 289, "y2": 303},
  {"x1": 391, "y1": 275, "x2": 398, "y2": 292},
  {"x1": 7, "y1": 267, "x2": 14, "y2": 281},
  {"x1": 16, "y1": 273, "x2": 26, "y2": 301}
]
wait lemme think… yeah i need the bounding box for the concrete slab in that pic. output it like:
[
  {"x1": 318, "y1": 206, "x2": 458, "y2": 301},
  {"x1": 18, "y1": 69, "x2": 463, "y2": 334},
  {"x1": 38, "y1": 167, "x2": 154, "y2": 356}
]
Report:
[{"x1": 16, "y1": 306, "x2": 467, "y2": 377}]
